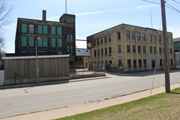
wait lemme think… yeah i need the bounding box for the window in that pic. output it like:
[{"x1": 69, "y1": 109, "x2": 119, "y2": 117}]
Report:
[
  {"x1": 71, "y1": 46, "x2": 73, "y2": 52},
  {"x1": 153, "y1": 35, "x2": 156, "y2": 42},
  {"x1": 94, "y1": 50, "x2": 96, "y2": 57},
  {"x1": 21, "y1": 24, "x2": 27, "y2": 33},
  {"x1": 142, "y1": 33, "x2": 145, "y2": 41},
  {"x1": 170, "y1": 48, "x2": 172, "y2": 54},
  {"x1": 171, "y1": 59, "x2": 173, "y2": 65},
  {"x1": 159, "y1": 36, "x2": 161, "y2": 42},
  {"x1": 139, "y1": 59, "x2": 142, "y2": 67},
  {"x1": 159, "y1": 47, "x2": 162, "y2": 54},
  {"x1": 160, "y1": 59, "x2": 162, "y2": 66},
  {"x1": 51, "y1": 26, "x2": 56, "y2": 35},
  {"x1": 133, "y1": 59, "x2": 137, "y2": 67},
  {"x1": 97, "y1": 38, "x2": 99, "y2": 45},
  {"x1": 57, "y1": 39, "x2": 62, "y2": 48},
  {"x1": 137, "y1": 33, "x2": 140, "y2": 40},
  {"x1": 21, "y1": 37, "x2": 27, "y2": 47},
  {"x1": 58, "y1": 51, "x2": 62, "y2": 55},
  {"x1": 149, "y1": 34, "x2": 152, "y2": 42},
  {"x1": 51, "y1": 38, "x2": 56, "y2": 47},
  {"x1": 94, "y1": 39, "x2": 96, "y2": 46},
  {"x1": 29, "y1": 37, "x2": 34, "y2": 47},
  {"x1": 118, "y1": 45, "x2": 121, "y2": 53},
  {"x1": 144, "y1": 59, "x2": 147, "y2": 67},
  {"x1": 104, "y1": 36, "x2": 107, "y2": 43},
  {"x1": 118, "y1": 32, "x2": 121, "y2": 40},
  {"x1": 57, "y1": 27, "x2": 62, "y2": 35},
  {"x1": 109, "y1": 47, "x2": 112, "y2": 55},
  {"x1": 29, "y1": 25, "x2": 34, "y2": 33},
  {"x1": 169, "y1": 38, "x2": 172, "y2": 44},
  {"x1": 133, "y1": 45, "x2": 136, "y2": 53},
  {"x1": 154, "y1": 47, "x2": 157, "y2": 53},
  {"x1": 138, "y1": 46, "x2": 141, "y2": 53},
  {"x1": 150, "y1": 46, "x2": 152, "y2": 53},
  {"x1": 101, "y1": 37, "x2": 103, "y2": 44},
  {"x1": 127, "y1": 45, "x2": 131, "y2": 53},
  {"x1": 143, "y1": 46, "x2": 146, "y2": 54},
  {"x1": 105, "y1": 48, "x2": 107, "y2": 55},
  {"x1": 119, "y1": 60, "x2": 122, "y2": 66},
  {"x1": 98, "y1": 49, "x2": 100, "y2": 56},
  {"x1": 70, "y1": 35, "x2": 73, "y2": 41},
  {"x1": 132, "y1": 32, "x2": 135, "y2": 40},
  {"x1": 101, "y1": 49, "x2": 103, "y2": 56},
  {"x1": 67, "y1": 46, "x2": 70, "y2": 53},
  {"x1": 38, "y1": 38, "x2": 43, "y2": 47},
  {"x1": 43, "y1": 38, "x2": 48, "y2": 47},
  {"x1": 43, "y1": 26, "x2": 48, "y2": 34},
  {"x1": 108, "y1": 35, "x2": 111, "y2": 42},
  {"x1": 67, "y1": 34, "x2": 70, "y2": 41},
  {"x1": 38, "y1": 25, "x2": 42, "y2": 34},
  {"x1": 128, "y1": 59, "x2": 131, "y2": 68},
  {"x1": 127, "y1": 31, "x2": 130, "y2": 40}
]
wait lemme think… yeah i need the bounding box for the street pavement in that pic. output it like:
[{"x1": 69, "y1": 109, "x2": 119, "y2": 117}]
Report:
[{"x1": 0, "y1": 70, "x2": 180, "y2": 119}]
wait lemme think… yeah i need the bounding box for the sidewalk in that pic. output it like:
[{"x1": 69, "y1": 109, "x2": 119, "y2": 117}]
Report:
[{"x1": 1, "y1": 82, "x2": 180, "y2": 120}]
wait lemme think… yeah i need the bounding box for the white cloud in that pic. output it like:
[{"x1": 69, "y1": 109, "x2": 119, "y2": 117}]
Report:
[{"x1": 76, "y1": 10, "x2": 106, "y2": 16}]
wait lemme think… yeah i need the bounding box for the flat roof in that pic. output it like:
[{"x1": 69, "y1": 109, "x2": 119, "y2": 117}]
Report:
[
  {"x1": 174, "y1": 37, "x2": 180, "y2": 42},
  {"x1": 2, "y1": 55, "x2": 69, "y2": 60}
]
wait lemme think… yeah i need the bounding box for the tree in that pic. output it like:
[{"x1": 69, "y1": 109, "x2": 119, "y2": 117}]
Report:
[{"x1": 0, "y1": 0, "x2": 11, "y2": 49}]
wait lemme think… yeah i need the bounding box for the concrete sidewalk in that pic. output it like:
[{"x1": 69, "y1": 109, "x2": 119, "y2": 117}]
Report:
[{"x1": 1, "y1": 82, "x2": 180, "y2": 120}]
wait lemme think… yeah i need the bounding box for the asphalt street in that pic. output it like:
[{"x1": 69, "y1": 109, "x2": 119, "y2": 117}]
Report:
[{"x1": 0, "y1": 70, "x2": 180, "y2": 119}]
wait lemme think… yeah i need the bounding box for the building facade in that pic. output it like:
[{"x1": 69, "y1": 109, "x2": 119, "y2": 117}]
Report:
[
  {"x1": 15, "y1": 10, "x2": 76, "y2": 65},
  {"x1": 173, "y1": 37, "x2": 180, "y2": 68},
  {"x1": 87, "y1": 24, "x2": 175, "y2": 72},
  {"x1": 76, "y1": 48, "x2": 90, "y2": 69}
]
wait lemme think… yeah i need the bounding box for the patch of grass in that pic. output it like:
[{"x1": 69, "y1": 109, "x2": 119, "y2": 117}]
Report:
[{"x1": 57, "y1": 88, "x2": 180, "y2": 120}]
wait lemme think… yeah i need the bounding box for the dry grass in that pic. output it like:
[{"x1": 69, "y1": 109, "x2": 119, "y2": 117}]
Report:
[{"x1": 57, "y1": 88, "x2": 180, "y2": 120}]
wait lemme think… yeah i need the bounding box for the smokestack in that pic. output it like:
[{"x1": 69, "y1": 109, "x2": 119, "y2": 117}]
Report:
[{"x1": 42, "y1": 10, "x2": 46, "y2": 21}]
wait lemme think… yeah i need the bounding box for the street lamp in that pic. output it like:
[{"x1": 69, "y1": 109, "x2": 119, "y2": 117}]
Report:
[{"x1": 35, "y1": 37, "x2": 40, "y2": 84}]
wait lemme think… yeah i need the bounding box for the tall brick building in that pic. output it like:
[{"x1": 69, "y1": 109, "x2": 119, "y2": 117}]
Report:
[{"x1": 15, "y1": 10, "x2": 76, "y2": 65}]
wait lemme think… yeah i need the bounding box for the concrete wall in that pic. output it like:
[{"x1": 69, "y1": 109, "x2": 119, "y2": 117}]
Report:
[{"x1": 0, "y1": 70, "x2": 4, "y2": 86}]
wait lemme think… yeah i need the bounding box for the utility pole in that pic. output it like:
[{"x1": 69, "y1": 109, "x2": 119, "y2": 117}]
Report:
[
  {"x1": 160, "y1": 0, "x2": 170, "y2": 93},
  {"x1": 35, "y1": 37, "x2": 39, "y2": 84}
]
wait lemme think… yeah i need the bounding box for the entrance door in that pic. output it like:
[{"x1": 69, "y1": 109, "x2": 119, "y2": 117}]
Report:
[{"x1": 152, "y1": 60, "x2": 155, "y2": 69}]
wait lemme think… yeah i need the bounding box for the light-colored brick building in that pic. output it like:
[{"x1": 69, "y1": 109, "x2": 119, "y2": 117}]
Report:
[{"x1": 87, "y1": 24, "x2": 175, "y2": 72}]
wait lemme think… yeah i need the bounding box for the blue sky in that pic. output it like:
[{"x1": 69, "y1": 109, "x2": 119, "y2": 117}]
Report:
[{"x1": 2, "y1": 0, "x2": 180, "y2": 53}]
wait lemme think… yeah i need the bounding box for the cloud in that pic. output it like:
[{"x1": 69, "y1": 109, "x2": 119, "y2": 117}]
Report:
[
  {"x1": 135, "y1": 4, "x2": 158, "y2": 10},
  {"x1": 76, "y1": 10, "x2": 105, "y2": 16}
]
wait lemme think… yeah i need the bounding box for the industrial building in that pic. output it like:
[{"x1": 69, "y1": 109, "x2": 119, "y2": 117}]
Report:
[
  {"x1": 14, "y1": 10, "x2": 76, "y2": 65},
  {"x1": 174, "y1": 37, "x2": 180, "y2": 68},
  {"x1": 87, "y1": 24, "x2": 175, "y2": 72}
]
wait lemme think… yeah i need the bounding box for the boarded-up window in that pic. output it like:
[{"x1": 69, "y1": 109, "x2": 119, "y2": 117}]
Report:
[
  {"x1": 38, "y1": 38, "x2": 43, "y2": 47},
  {"x1": 51, "y1": 38, "x2": 56, "y2": 47},
  {"x1": 29, "y1": 37, "x2": 34, "y2": 47},
  {"x1": 43, "y1": 38, "x2": 48, "y2": 47},
  {"x1": 51, "y1": 26, "x2": 56, "y2": 35},
  {"x1": 57, "y1": 27, "x2": 62, "y2": 35},
  {"x1": 38, "y1": 25, "x2": 42, "y2": 34},
  {"x1": 21, "y1": 24, "x2": 27, "y2": 33},
  {"x1": 43, "y1": 26, "x2": 48, "y2": 34},
  {"x1": 57, "y1": 39, "x2": 62, "y2": 48},
  {"x1": 21, "y1": 37, "x2": 27, "y2": 47},
  {"x1": 29, "y1": 25, "x2": 34, "y2": 33}
]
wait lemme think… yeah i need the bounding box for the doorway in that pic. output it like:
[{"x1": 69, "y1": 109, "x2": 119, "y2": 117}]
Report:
[{"x1": 152, "y1": 60, "x2": 155, "y2": 69}]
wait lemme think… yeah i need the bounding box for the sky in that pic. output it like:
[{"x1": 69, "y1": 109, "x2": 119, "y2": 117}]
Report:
[{"x1": 1, "y1": 0, "x2": 180, "y2": 53}]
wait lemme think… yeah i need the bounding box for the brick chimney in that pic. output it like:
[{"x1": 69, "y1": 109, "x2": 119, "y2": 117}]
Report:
[{"x1": 42, "y1": 10, "x2": 46, "y2": 21}]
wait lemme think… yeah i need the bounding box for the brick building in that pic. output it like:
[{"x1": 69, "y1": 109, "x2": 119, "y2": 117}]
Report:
[
  {"x1": 87, "y1": 24, "x2": 175, "y2": 72},
  {"x1": 15, "y1": 10, "x2": 76, "y2": 65}
]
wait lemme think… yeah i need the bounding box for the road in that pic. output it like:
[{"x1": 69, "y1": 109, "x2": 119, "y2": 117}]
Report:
[{"x1": 0, "y1": 70, "x2": 180, "y2": 119}]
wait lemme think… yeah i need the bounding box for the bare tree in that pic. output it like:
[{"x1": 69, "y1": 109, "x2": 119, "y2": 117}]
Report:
[{"x1": 0, "y1": 0, "x2": 12, "y2": 49}]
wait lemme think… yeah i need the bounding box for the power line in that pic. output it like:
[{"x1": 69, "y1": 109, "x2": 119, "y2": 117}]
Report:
[
  {"x1": 142, "y1": 0, "x2": 160, "y2": 5},
  {"x1": 142, "y1": 0, "x2": 180, "y2": 14},
  {"x1": 172, "y1": 0, "x2": 180, "y2": 4},
  {"x1": 166, "y1": 2, "x2": 180, "y2": 13}
]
